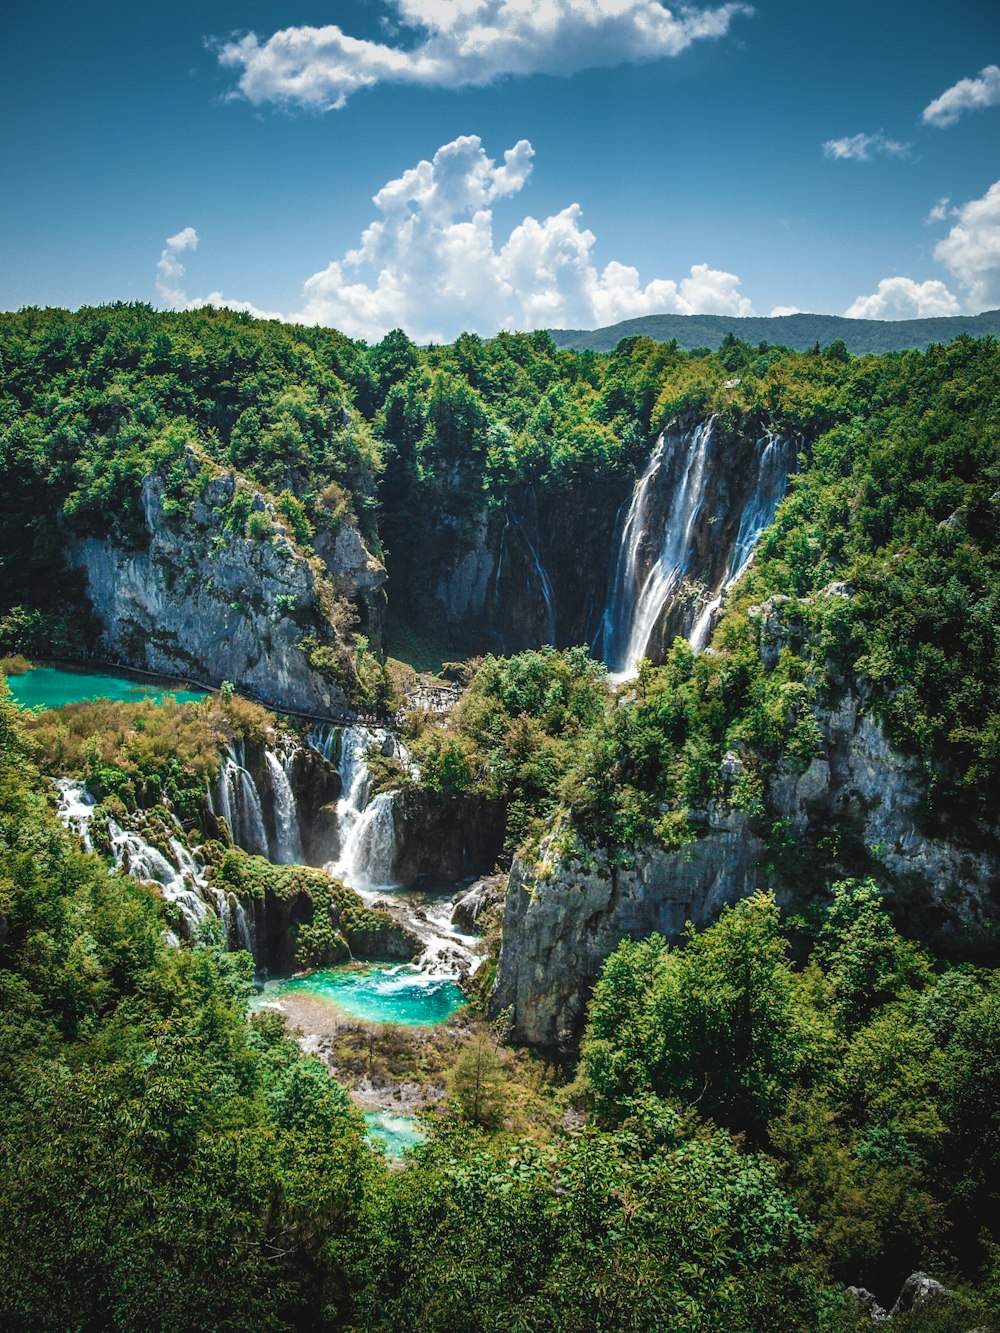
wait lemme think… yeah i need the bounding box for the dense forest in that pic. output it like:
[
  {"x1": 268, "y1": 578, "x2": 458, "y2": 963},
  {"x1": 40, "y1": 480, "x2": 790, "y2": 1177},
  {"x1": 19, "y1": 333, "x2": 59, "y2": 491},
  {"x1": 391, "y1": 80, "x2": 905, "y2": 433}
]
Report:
[{"x1": 1, "y1": 304, "x2": 998, "y2": 1328}]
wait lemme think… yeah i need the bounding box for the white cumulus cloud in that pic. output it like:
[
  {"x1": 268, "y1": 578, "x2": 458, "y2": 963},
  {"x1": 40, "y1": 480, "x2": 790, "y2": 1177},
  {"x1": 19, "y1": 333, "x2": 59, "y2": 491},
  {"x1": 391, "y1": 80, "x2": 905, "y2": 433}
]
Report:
[
  {"x1": 926, "y1": 195, "x2": 951, "y2": 224},
  {"x1": 155, "y1": 225, "x2": 283, "y2": 320},
  {"x1": 156, "y1": 227, "x2": 200, "y2": 305},
  {"x1": 922, "y1": 64, "x2": 1000, "y2": 128},
  {"x1": 822, "y1": 131, "x2": 910, "y2": 162},
  {"x1": 216, "y1": 0, "x2": 753, "y2": 111},
  {"x1": 844, "y1": 277, "x2": 961, "y2": 320},
  {"x1": 296, "y1": 136, "x2": 753, "y2": 339},
  {"x1": 158, "y1": 137, "x2": 755, "y2": 341},
  {"x1": 934, "y1": 178, "x2": 1000, "y2": 310}
]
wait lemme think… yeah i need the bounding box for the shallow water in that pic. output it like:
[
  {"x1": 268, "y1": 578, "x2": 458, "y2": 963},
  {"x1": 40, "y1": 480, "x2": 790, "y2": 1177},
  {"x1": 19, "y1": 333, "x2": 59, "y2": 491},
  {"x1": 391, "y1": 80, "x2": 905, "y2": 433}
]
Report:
[
  {"x1": 364, "y1": 1110, "x2": 427, "y2": 1157},
  {"x1": 7, "y1": 666, "x2": 207, "y2": 710},
  {"x1": 257, "y1": 963, "x2": 467, "y2": 1027}
]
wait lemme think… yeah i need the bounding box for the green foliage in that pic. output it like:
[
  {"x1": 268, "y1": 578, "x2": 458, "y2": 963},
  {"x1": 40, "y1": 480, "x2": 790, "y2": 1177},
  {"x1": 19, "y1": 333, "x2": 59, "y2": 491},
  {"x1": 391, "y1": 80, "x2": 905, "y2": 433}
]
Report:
[
  {"x1": 411, "y1": 646, "x2": 611, "y2": 856},
  {"x1": 447, "y1": 1036, "x2": 508, "y2": 1128},
  {"x1": 0, "y1": 679, "x2": 380, "y2": 1328},
  {"x1": 584, "y1": 894, "x2": 810, "y2": 1137},
  {"x1": 582, "y1": 886, "x2": 1000, "y2": 1303}
]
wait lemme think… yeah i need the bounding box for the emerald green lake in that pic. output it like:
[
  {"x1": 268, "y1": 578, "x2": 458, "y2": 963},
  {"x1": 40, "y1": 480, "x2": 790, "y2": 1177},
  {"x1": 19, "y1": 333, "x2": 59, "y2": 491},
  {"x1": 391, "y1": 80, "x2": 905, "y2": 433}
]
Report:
[
  {"x1": 258, "y1": 964, "x2": 467, "y2": 1027},
  {"x1": 6, "y1": 667, "x2": 207, "y2": 711}
]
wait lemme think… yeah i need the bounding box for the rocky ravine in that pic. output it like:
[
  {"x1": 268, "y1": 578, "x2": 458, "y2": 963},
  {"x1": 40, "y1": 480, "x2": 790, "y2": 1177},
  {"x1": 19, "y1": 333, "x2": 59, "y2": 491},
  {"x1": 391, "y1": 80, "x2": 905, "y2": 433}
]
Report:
[
  {"x1": 490, "y1": 679, "x2": 999, "y2": 1049},
  {"x1": 67, "y1": 458, "x2": 385, "y2": 716}
]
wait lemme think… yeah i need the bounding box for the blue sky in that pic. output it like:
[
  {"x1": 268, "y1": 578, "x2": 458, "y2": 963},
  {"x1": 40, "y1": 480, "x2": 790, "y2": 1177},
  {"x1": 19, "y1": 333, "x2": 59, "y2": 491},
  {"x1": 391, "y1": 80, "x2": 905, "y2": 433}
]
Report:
[{"x1": 1, "y1": 0, "x2": 998, "y2": 341}]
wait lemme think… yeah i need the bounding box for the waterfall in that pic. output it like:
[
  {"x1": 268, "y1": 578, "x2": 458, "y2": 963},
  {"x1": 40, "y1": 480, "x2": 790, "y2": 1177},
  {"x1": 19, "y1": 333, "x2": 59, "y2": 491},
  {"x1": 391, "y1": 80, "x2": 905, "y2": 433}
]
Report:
[
  {"x1": 306, "y1": 723, "x2": 338, "y2": 761},
  {"x1": 54, "y1": 777, "x2": 256, "y2": 950},
  {"x1": 600, "y1": 419, "x2": 716, "y2": 677},
  {"x1": 688, "y1": 430, "x2": 794, "y2": 651},
  {"x1": 599, "y1": 418, "x2": 794, "y2": 675},
  {"x1": 325, "y1": 724, "x2": 399, "y2": 891},
  {"x1": 331, "y1": 791, "x2": 397, "y2": 892},
  {"x1": 213, "y1": 746, "x2": 268, "y2": 856},
  {"x1": 513, "y1": 515, "x2": 557, "y2": 646},
  {"x1": 106, "y1": 819, "x2": 209, "y2": 937},
  {"x1": 55, "y1": 777, "x2": 96, "y2": 851},
  {"x1": 265, "y1": 750, "x2": 304, "y2": 865},
  {"x1": 495, "y1": 504, "x2": 557, "y2": 648},
  {"x1": 209, "y1": 887, "x2": 255, "y2": 954}
]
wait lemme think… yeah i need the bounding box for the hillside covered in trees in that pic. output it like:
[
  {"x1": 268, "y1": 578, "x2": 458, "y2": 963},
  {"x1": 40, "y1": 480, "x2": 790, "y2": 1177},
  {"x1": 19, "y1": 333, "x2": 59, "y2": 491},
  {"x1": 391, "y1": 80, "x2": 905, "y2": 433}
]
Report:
[
  {"x1": 1, "y1": 303, "x2": 998, "y2": 1328},
  {"x1": 550, "y1": 308, "x2": 1000, "y2": 355}
]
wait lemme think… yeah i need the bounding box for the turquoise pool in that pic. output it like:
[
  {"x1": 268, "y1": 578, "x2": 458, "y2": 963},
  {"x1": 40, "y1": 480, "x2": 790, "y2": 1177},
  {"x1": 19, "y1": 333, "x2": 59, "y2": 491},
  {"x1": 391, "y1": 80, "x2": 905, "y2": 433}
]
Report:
[
  {"x1": 257, "y1": 963, "x2": 467, "y2": 1027},
  {"x1": 6, "y1": 666, "x2": 207, "y2": 710}
]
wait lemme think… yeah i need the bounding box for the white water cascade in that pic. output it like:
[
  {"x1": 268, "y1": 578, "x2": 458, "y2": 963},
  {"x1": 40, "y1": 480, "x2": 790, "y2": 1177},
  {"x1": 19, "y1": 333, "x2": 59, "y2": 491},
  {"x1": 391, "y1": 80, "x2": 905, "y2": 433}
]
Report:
[
  {"x1": 688, "y1": 430, "x2": 795, "y2": 651},
  {"x1": 55, "y1": 777, "x2": 96, "y2": 851},
  {"x1": 54, "y1": 778, "x2": 260, "y2": 950},
  {"x1": 327, "y1": 726, "x2": 398, "y2": 891},
  {"x1": 211, "y1": 746, "x2": 269, "y2": 857},
  {"x1": 318, "y1": 725, "x2": 482, "y2": 977},
  {"x1": 600, "y1": 418, "x2": 716, "y2": 677},
  {"x1": 515, "y1": 515, "x2": 557, "y2": 646},
  {"x1": 106, "y1": 818, "x2": 209, "y2": 936},
  {"x1": 265, "y1": 749, "x2": 304, "y2": 865},
  {"x1": 496, "y1": 509, "x2": 557, "y2": 647},
  {"x1": 598, "y1": 419, "x2": 794, "y2": 677}
]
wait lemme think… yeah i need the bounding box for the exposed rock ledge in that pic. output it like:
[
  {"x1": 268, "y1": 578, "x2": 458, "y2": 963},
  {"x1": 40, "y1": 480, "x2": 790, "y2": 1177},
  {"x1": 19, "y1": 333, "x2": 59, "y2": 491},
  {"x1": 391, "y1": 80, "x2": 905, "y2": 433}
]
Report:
[
  {"x1": 66, "y1": 467, "x2": 375, "y2": 716},
  {"x1": 490, "y1": 687, "x2": 998, "y2": 1049}
]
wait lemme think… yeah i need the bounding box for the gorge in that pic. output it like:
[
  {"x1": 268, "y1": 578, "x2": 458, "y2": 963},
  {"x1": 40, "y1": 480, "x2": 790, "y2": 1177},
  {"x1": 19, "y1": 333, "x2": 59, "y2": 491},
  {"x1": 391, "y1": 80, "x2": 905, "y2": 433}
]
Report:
[{"x1": 2, "y1": 308, "x2": 998, "y2": 1329}]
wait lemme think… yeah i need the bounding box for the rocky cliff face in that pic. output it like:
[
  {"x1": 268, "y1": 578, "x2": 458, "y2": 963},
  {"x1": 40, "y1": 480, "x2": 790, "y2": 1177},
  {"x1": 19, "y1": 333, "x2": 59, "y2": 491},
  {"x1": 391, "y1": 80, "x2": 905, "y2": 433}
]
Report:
[
  {"x1": 489, "y1": 811, "x2": 763, "y2": 1049},
  {"x1": 490, "y1": 682, "x2": 999, "y2": 1049},
  {"x1": 390, "y1": 788, "x2": 506, "y2": 887},
  {"x1": 66, "y1": 463, "x2": 383, "y2": 715},
  {"x1": 386, "y1": 479, "x2": 630, "y2": 657}
]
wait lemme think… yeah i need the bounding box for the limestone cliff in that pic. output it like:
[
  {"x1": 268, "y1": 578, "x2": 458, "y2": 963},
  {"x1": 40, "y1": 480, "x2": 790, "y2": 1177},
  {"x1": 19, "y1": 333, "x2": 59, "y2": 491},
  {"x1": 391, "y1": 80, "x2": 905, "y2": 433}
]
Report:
[
  {"x1": 66, "y1": 461, "x2": 383, "y2": 715},
  {"x1": 385, "y1": 479, "x2": 629, "y2": 657},
  {"x1": 490, "y1": 684, "x2": 999, "y2": 1049},
  {"x1": 490, "y1": 809, "x2": 763, "y2": 1049}
]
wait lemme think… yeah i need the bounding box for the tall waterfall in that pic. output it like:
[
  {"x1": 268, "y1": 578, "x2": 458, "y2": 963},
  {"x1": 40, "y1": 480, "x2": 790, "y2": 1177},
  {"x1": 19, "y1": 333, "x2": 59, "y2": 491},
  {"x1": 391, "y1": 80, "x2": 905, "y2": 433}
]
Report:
[
  {"x1": 514, "y1": 515, "x2": 556, "y2": 646},
  {"x1": 600, "y1": 418, "x2": 716, "y2": 676},
  {"x1": 598, "y1": 419, "x2": 794, "y2": 677},
  {"x1": 327, "y1": 725, "x2": 398, "y2": 891},
  {"x1": 688, "y1": 430, "x2": 794, "y2": 651},
  {"x1": 265, "y1": 750, "x2": 304, "y2": 865}
]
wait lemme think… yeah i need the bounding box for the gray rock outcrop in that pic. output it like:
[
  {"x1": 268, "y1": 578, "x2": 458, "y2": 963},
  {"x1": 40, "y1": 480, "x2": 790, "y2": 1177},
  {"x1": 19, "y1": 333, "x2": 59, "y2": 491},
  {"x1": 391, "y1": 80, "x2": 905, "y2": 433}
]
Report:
[
  {"x1": 490, "y1": 809, "x2": 764, "y2": 1048},
  {"x1": 66, "y1": 468, "x2": 378, "y2": 715},
  {"x1": 490, "y1": 682, "x2": 998, "y2": 1049},
  {"x1": 451, "y1": 874, "x2": 506, "y2": 932}
]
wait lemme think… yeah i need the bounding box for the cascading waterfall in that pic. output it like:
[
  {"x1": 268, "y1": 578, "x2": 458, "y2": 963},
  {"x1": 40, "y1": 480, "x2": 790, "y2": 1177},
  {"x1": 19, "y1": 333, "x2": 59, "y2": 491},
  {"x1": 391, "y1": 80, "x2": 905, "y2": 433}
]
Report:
[
  {"x1": 513, "y1": 515, "x2": 557, "y2": 646},
  {"x1": 306, "y1": 723, "x2": 338, "y2": 762},
  {"x1": 494, "y1": 505, "x2": 557, "y2": 648},
  {"x1": 106, "y1": 819, "x2": 208, "y2": 936},
  {"x1": 211, "y1": 744, "x2": 268, "y2": 856},
  {"x1": 320, "y1": 724, "x2": 479, "y2": 976},
  {"x1": 327, "y1": 725, "x2": 398, "y2": 891},
  {"x1": 55, "y1": 777, "x2": 96, "y2": 851},
  {"x1": 598, "y1": 418, "x2": 794, "y2": 676},
  {"x1": 599, "y1": 418, "x2": 716, "y2": 677},
  {"x1": 54, "y1": 777, "x2": 258, "y2": 951},
  {"x1": 265, "y1": 749, "x2": 304, "y2": 864},
  {"x1": 688, "y1": 430, "x2": 795, "y2": 651}
]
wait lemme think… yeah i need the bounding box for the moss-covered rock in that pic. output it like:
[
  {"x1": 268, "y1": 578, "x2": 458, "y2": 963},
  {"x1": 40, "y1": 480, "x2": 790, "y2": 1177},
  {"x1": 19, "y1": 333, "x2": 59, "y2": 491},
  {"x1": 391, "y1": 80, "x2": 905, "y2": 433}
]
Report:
[{"x1": 212, "y1": 846, "x2": 418, "y2": 972}]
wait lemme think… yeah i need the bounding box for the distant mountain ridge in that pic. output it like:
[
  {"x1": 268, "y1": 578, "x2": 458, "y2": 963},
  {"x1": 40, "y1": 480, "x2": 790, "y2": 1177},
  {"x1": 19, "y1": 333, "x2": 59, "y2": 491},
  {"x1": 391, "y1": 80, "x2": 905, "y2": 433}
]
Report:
[{"x1": 549, "y1": 309, "x2": 1000, "y2": 355}]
